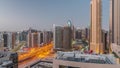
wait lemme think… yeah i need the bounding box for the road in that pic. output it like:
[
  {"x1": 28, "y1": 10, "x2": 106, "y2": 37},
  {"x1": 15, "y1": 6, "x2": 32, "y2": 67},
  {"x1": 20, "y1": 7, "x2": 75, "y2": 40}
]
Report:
[
  {"x1": 18, "y1": 57, "x2": 41, "y2": 68},
  {"x1": 12, "y1": 41, "x2": 26, "y2": 52},
  {"x1": 18, "y1": 54, "x2": 54, "y2": 68},
  {"x1": 18, "y1": 42, "x2": 54, "y2": 68}
]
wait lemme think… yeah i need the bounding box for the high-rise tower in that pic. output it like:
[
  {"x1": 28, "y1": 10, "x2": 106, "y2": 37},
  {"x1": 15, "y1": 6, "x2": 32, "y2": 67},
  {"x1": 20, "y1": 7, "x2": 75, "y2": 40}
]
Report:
[
  {"x1": 90, "y1": 0, "x2": 103, "y2": 54},
  {"x1": 110, "y1": 0, "x2": 120, "y2": 46},
  {"x1": 53, "y1": 25, "x2": 63, "y2": 49}
]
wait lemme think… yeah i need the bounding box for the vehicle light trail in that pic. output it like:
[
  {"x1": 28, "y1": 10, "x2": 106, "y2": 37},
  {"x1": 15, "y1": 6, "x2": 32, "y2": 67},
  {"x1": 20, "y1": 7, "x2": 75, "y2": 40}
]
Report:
[{"x1": 18, "y1": 42, "x2": 53, "y2": 62}]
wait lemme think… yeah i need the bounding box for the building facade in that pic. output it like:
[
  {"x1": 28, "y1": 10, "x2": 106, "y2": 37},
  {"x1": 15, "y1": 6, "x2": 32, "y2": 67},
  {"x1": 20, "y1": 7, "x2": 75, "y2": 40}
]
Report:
[
  {"x1": 110, "y1": 0, "x2": 120, "y2": 46},
  {"x1": 63, "y1": 26, "x2": 72, "y2": 50},
  {"x1": 110, "y1": 0, "x2": 120, "y2": 57},
  {"x1": 39, "y1": 32, "x2": 43, "y2": 45},
  {"x1": 53, "y1": 25, "x2": 63, "y2": 49},
  {"x1": 90, "y1": 0, "x2": 103, "y2": 54},
  {"x1": 53, "y1": 24, "x2": 72, "y2": 50},
  {"x1": 31, "y1": 32, "x2": 39, "y2": 47}
]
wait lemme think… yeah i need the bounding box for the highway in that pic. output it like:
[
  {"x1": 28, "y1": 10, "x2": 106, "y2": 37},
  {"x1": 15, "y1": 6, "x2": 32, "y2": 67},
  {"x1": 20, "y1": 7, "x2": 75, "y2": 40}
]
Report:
[{"x1": 18, "y1": 42, "x2": 54, "y2": 68}]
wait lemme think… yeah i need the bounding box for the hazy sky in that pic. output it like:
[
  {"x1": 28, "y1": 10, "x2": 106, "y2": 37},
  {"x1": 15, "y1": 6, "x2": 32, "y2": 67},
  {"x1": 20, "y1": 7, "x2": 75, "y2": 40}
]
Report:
[{"x1": 0, "y1": 0, "x2": 109, "y2": 31}]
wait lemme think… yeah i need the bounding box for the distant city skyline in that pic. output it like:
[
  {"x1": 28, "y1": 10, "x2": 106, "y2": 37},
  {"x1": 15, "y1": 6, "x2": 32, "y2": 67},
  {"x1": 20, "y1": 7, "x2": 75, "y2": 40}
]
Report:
[{"x1": 0, "y1": 0, "x2": 109, "y2": 31}]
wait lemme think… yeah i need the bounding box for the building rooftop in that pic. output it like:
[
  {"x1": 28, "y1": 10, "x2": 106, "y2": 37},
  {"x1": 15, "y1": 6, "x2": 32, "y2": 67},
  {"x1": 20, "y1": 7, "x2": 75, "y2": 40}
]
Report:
[
  {"x1": 0, "y1": 51, "x2": 18, "y2": 68},
  {"x1": 56, "y1": 51, "x2": 116, "y2": 64}
]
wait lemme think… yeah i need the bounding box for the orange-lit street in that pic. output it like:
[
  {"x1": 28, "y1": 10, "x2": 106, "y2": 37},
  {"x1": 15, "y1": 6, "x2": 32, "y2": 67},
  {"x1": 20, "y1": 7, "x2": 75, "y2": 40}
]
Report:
[{"x1": 18, "y1": 42, "x2": 54, "y2": 67}]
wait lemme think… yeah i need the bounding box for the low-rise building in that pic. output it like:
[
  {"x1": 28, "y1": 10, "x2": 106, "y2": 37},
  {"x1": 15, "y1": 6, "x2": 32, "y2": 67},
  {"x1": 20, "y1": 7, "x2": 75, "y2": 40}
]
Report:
[
  {"x1": 0, "y1": 51, "x2": 18, "y2": 68},
  {"x1": 53, "y1": 51, "x2": 120, "y2": 68}
]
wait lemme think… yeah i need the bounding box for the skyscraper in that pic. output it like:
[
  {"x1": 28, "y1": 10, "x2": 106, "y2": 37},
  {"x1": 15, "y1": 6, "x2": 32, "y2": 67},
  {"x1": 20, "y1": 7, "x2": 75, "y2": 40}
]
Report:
[
  {"x1": 19, "y1": 31, "x2": 28, "y2": 42},
  {"x1": 27, "y1": 31, "x2": 32, "y2": 47},
  {"x1": 0, "y1": 33, "x2": 4, "y2": 48},
  {"x1": 53, "y1": 25, "x2": 63, "y2": 49},
  {"x1": 63, "y1": 26, "x2": 72, "y2": 50},
  {"x1": 90, "y1": 0, "x2": 103, "y2": 54},
  {"x1": 27, "y1": 28, "x2": 37, "y2": 47},
  {"x1": 75, "y1": 29, "x2": 82, "y2": 40},
  {"x1": 3, "y1": 32, "x2": 12, "y2": 49},
  {"x1": 12, "y1": 32, "x2": 16, "y2": 49},
  {"x1": 3, "y1": 33, "x2": 8, "y2": 47},
  {"x1": 32, "y1": 32, "x2": 39, "y2": 47},
  {"x1": 110, "y1": 0, "x2": 120, "y2": 46},
  {"x1": 43, "y1": 31, "x2": 50, "y2": 44},
  {"x1": 39, "y1": 32, "x2": 43, "y2": 45},
  {"x1": 85, "y1": 28, "x2": 90, "y2": 40},
  {"x1": 109, "y1": 0, "x2": 120, "y2": 57},
  {"x1": 53, "y1": 24, "x2": 72, "y2": 50}
]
